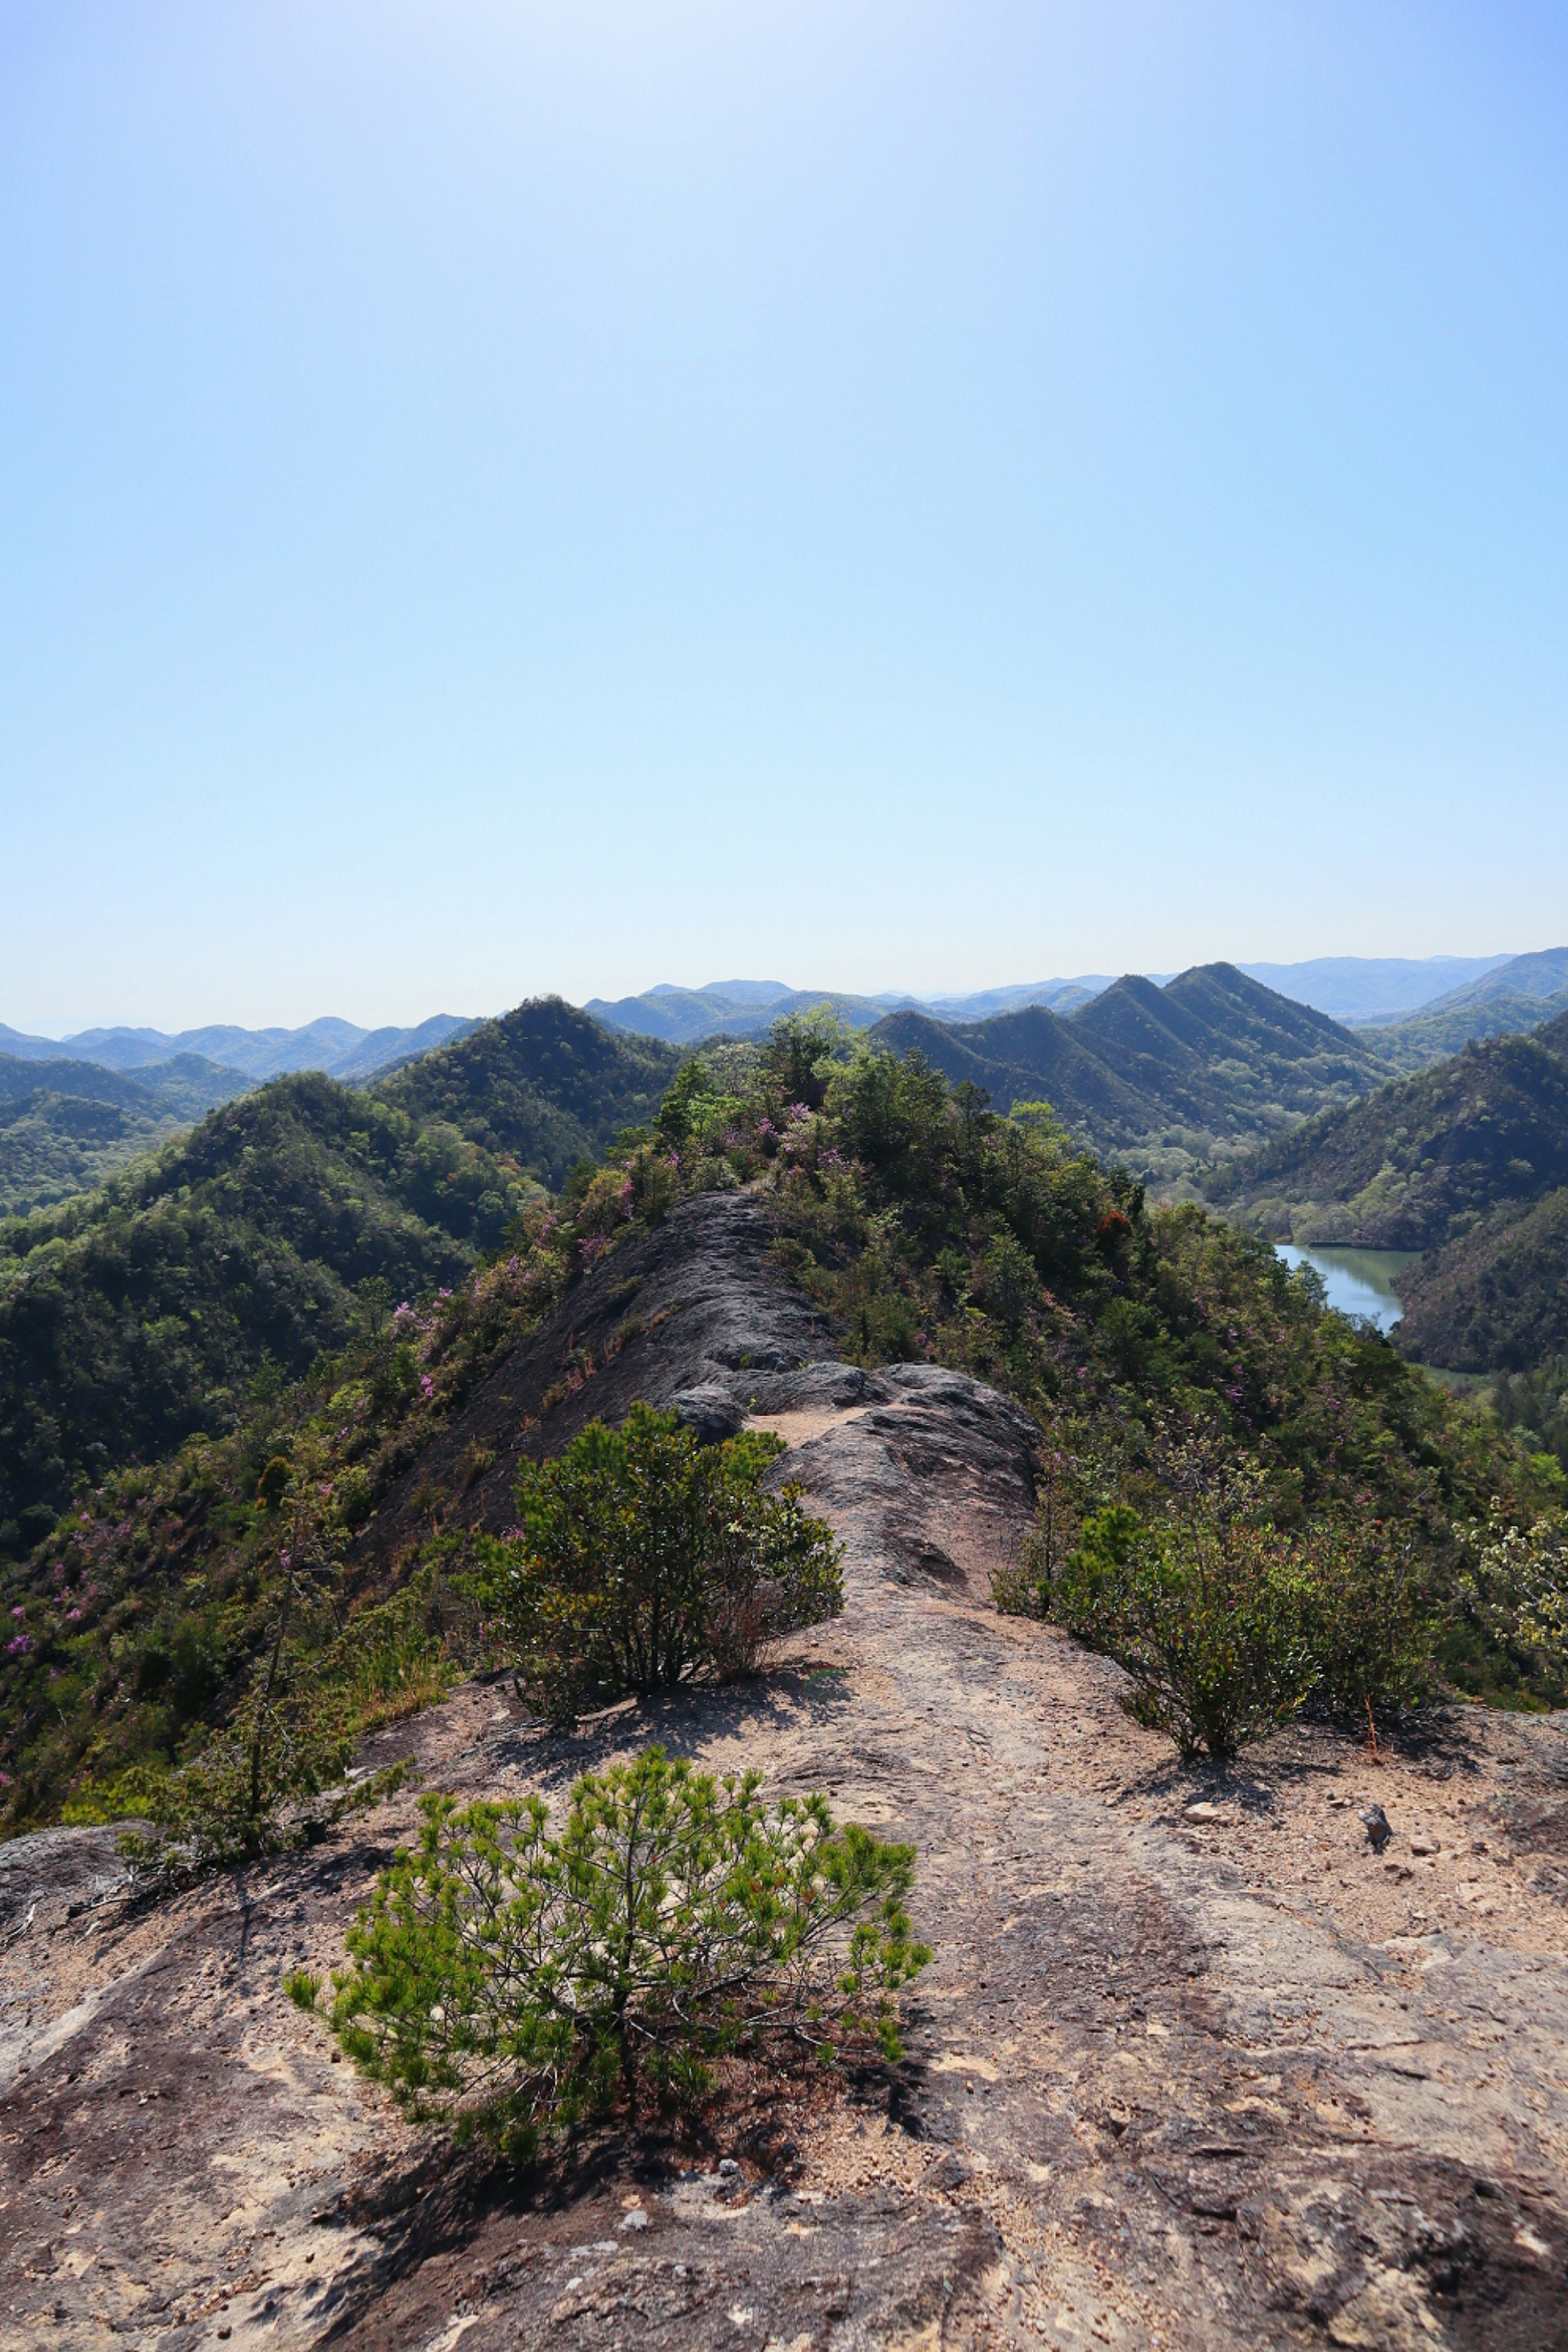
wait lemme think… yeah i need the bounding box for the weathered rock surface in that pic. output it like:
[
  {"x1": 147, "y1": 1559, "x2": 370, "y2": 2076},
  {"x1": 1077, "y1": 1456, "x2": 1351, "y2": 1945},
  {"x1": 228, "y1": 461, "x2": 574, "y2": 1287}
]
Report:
[{"x1": 3, "y1": 1192, "x2": 1567, "y2": 2349}]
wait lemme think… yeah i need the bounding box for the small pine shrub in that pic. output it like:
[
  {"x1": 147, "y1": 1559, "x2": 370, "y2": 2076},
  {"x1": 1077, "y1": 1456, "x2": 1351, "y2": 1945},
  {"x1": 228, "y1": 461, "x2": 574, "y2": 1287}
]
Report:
[{"x1": 313, "y1": 1746, "x2": 930, "y2": 2158}]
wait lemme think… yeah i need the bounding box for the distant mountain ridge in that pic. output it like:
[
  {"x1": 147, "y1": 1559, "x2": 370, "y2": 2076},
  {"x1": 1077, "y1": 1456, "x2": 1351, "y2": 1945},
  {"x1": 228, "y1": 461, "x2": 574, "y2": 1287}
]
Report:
[
  {"x1": 0, "y1": 998, "x2": 680, "y2": 1544},
  {"x1": 1239, "y1": 953, "x2": 1513, "y2": 1024},
  {"x1": 868, "y1": 963, "x2": 1388, "y2": 1188},
  {"x1": 584, "y1": 978, "x2": 1109, "y2": 1043},
  {"x1": 0, "y1": 1013, "x2": 480, "y2": 1083},
  {"x1": 1351, "y1": 948, "x2": 1568, "y2": 1073},
  {"x1": 585, "y1": 955, "x2": 1528, "y2": 1046},
  {"x1": 1222, "y1": 1010, "x2": 1568, "y2": 1253}
]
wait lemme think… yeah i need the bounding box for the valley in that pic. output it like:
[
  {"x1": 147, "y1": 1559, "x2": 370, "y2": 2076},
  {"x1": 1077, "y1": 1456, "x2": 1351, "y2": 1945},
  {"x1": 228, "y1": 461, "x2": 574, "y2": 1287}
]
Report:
[
  {"x1": 1221, "y1": 1010, "x2": 1568, "y2": 1374},
  {"x1": 0, "y1": 1054, "x2": 248, "y2": 1218}
]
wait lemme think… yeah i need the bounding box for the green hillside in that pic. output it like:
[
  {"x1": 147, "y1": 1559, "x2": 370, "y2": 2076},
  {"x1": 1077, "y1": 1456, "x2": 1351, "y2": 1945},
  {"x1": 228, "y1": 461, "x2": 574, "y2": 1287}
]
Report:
[
  {"x1": 1353, "y1": 948, "x2": 1568, "y2": 1071},
  {"x1": 872, "y1": 962, "x2": 1387, "y2": 1186},
  {"x1": 1220, "y1": 1011, "x2": 1568, "y2": 1374},
  {"x1": 0, "y1": 1001, "x2": 680, "y2": 1555},
  {"x1": 1394, "y1": 1190, "x2": 1568, "y2": 1372},
  {"x1": 377, "y1": 996, "x2": 682, "y2": 1185},
  {"x1": 0, "y1": 1053, "x2": 248, "y2": 1216},
  {"x1": 0, "y1": 1074, "x2": 527, "y2": 1553},
  {"x1": 2, "y1": 1018, "x2": 1557, "y2": 1831},
  {"x1": 1223, "y1": 1015, "x2": 1568, "y2": 1251},
  {"x1": 1356, "y1": 986, "x2": 1568, "y2": 1073}
]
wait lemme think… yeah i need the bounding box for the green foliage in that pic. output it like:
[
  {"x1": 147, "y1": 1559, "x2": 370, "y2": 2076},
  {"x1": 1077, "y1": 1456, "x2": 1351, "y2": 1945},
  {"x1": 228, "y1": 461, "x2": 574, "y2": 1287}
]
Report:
[
  {"x1": 1054, "y1": 1502, "x2": 1319, "y2": 1760},
  {"x1": 1453, "y1": 1510, "x2": 1568, "y2": 1704},
  {"x1": 1294, "y1": 1516, "x2": 1437, "y2": 1721},
  {"x1": 318, "y1": 1747, "x2": 930, "y2": 2157},
  {"x1": 1224, "y1": 1013, "x2": 1568, "y2": 1372},
  {"x1": 468, "y1": 1406, "x2": 842, "y2": 1722},
  {"x1": 870, "y1": 963, "x2": 1388, "y2": 1192},
  {"x1": 378, "y1": 997, "x2": 683, "y2": 1191},
  {"x1": 111, "y1": 1549, "x2": 447, "y2": 1875},
  {"x1": 255, "y1": 1455, "x2": 293, "y2": 1510},
  {"x1": 1049, "y1": 1479, "x2": 1441, "y2": 1758},
  {"x1": 1490, "y1": 1357, "x2": 1568, "y2": 1479},
  {"x1": 0, "y1": 1052, "x2": 248, "y2": 1218},
  {"x1": 990, "y1": 1449, "x2": 1089, "y2": 1618},
  {"x1": 655, "y1": 1058, "x2": 715, "y2": 1146},
  {"x1": 0, "y1": 1082, "x2": 739, "y2": 1829},
  {"x1": 760, "y1": 1007, "x2": 858, "y2": 1112},
  {"x1": 1395, "y1": 1189, "x2": 1568, "y2": 1375},
  {"x1": 0, "y1": 1071, "x2": 529, "y2": 1539},
  {"x1": 1357, "y1": 987, "x2": 1568, "y2": 1075},
  {"x1": 117, "y1": 1542, "x2": 352, "y2": 1870},
  {"x1": 7, "y1": 1005, "x2": 1563, "y2": 1835}
]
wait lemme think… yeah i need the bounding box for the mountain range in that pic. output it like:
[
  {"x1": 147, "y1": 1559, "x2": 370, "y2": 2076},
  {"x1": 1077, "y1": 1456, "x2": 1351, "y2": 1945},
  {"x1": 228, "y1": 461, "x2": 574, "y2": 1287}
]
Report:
[
  {"x1": 0, "y1": 1013, "x2": 479, "y2": 1084},
  {"x1": 0, "y1": 1001, "x2": 683, "y2": 1545},
  {"x1": 586, "y1": 954, "x2": 1554, "y2": 1049},
  {"x1": 1350, "y1": 947, "x2": 1568, "y2": 1071},
  {"x1": 583, "y1": 977, "x2": 1109, "y2": 1042},
  {"x1": 862, "y1": 964, "x2": 1388, "y2": 1188}
]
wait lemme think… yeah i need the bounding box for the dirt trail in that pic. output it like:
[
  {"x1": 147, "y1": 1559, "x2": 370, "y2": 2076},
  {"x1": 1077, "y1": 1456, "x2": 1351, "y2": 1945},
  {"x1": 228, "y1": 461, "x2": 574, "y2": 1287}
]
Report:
[{"x1": 3, "y1": 1194, "x2": 1567, "y2": 2350}]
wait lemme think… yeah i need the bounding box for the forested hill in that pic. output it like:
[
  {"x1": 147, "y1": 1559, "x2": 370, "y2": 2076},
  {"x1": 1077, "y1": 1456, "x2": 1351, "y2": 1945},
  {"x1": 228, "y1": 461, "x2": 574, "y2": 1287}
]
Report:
[
  {"x1": 0, "y1": 1001, "x2": 683, "y2": 1553},
  {"x1": 375, "y1": 997, "x2": 682, "y2": 1186},
  {"x1": 1349, "y1": 946, "x2": 1568, "y2": 1073},
  {"x1": 1222, "y1": 1010, "x2": 1568, "y2": 1373},
  {"x1": 871, "y1": 962, "x2": 1386, "y2": 1184},
  {"x1": 0, "y1": 1052, "x2": 247, "y2": 1217},
  {"x1": 1223, "y1": 1012, "x2": 1568, "y2": 1250}
]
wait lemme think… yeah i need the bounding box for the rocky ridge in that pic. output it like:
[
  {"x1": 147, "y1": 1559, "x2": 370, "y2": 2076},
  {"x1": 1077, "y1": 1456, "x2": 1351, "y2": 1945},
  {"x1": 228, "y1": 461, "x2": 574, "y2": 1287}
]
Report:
[{"x1": 2, "y1": 1192, "x2": 1566, "y2": 2349}]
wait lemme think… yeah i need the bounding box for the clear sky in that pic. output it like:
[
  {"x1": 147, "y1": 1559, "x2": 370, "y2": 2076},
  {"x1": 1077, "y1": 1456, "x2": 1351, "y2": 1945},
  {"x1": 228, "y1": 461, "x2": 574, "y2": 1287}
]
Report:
[{"x1": 3, "y1": 2, "x2": 1566, "y2": 1033}]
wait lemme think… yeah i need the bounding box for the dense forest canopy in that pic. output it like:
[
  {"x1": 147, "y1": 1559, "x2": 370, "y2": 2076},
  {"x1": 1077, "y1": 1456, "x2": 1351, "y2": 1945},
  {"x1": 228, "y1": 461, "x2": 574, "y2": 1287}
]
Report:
[{"x1": 0, "y1": 1051, "x2": 247, "y2": 1217}]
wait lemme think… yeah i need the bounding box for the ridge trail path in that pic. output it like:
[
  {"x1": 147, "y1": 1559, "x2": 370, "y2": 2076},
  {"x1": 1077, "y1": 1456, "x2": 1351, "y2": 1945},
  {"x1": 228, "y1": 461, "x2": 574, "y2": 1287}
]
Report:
[{"x1": 2, "y1": 1194, "x2": 1566, "y2": 2349}]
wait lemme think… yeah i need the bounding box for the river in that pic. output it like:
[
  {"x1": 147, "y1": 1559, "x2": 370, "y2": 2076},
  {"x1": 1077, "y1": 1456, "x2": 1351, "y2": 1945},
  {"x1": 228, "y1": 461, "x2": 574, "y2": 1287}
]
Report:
[{"x1": 1275, "y1": 1244, "x2": 1422, "y2": 1334}]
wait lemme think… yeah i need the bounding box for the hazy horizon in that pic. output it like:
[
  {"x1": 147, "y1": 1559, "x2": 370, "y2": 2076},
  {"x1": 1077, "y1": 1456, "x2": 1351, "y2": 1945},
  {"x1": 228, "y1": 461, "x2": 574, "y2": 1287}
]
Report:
[{"x1": 5, "y1": 945, "x2": 1552, "y2": 1046}]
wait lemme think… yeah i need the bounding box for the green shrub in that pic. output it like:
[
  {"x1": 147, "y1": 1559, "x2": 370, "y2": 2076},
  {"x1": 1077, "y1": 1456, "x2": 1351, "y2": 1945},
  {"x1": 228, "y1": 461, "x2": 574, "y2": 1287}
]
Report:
[
  {"x1": 316, "y1": 1746, "x2": 929, "y2": 2158},
  {"x1": 1295, "y1": 1517, "x2": 1436, "y2": 1724},
  {"x1": 256, "y1": 1455, "x2": 294, "y2": 1510},
  {"x1": 991, "y1": 1453, "x2": 1084, "y2": 1618},
  {"x1": 980, "y1": 1232, "x2": 1037, "y2": 1324},
  {"x1": 1457, "y1": 1509, "x2": 1568, "y2": 1691},
  {"x1": 469, "y1": 1405, "x2": 842, "y2": 1722},
  {"x1": 333, "y1": 1466, "x2": 374, "y2": 1531},
  {"x1": 655, "y1": 1058, "x2": 713, "y2": 1147},
  {"x1": 1054, "y1": 1498, "x2": 1448, "y2": 1756},
  {"x1": 1056, "y1": 1505, "x2": 1317, "y2": 1759},
  {"x1": 122, "y1": 1662, "x2": 351, "y2": 1872}
]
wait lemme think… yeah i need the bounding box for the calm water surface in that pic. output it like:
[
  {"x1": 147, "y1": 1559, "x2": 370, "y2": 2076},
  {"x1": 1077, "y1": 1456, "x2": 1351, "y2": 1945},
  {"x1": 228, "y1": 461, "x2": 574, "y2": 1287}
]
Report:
[{"x1": 1275, "y1": 1245, "x2": 1423, "y2": 1334}]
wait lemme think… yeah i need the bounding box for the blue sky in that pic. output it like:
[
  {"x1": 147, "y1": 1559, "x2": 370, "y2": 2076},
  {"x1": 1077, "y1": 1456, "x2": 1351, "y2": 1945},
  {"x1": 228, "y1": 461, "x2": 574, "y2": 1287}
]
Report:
[{"x1": 3, "y1": 3, "x2": 1566, "y2": 1031}]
